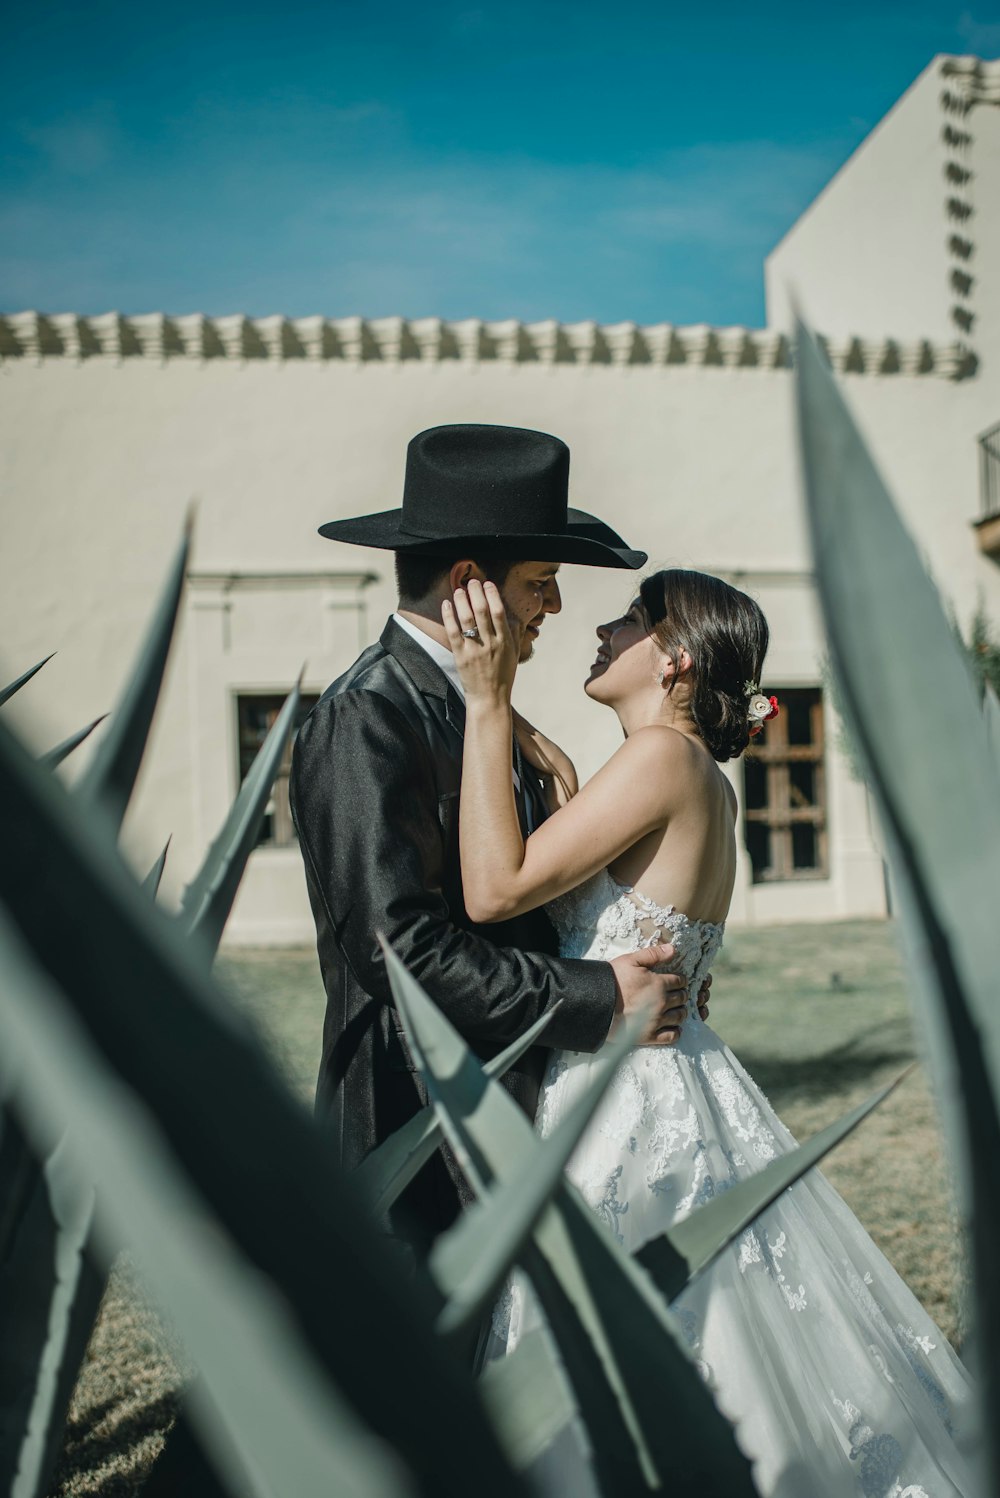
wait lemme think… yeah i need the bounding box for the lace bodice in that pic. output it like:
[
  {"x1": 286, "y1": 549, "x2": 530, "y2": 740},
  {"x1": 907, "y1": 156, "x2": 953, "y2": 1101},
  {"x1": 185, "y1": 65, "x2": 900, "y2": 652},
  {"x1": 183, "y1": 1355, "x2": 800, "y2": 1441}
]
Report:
[{"x1": 546, "y1": 868, "x2": 724, "y2": 1014}]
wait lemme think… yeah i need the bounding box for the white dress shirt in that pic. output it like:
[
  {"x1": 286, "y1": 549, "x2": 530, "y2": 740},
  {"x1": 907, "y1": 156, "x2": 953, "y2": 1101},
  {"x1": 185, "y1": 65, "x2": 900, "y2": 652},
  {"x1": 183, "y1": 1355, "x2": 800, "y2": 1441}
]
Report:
[{"x1": 392, "y1": 611, "x2": 465, "y2": 702}]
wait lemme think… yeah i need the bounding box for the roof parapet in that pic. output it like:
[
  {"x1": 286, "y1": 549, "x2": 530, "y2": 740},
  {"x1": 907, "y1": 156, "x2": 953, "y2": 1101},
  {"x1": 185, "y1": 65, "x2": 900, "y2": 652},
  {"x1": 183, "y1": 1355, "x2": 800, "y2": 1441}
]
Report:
[{"x1": 0, "y1": 312, "x2": 977, "y2": 380}]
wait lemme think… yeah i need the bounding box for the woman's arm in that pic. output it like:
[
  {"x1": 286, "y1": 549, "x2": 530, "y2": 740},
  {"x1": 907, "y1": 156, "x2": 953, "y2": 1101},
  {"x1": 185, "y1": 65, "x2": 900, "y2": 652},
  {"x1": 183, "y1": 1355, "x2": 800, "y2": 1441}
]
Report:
[{"x1": 443, "y1": 581, "x2": 677, "y2": 923}]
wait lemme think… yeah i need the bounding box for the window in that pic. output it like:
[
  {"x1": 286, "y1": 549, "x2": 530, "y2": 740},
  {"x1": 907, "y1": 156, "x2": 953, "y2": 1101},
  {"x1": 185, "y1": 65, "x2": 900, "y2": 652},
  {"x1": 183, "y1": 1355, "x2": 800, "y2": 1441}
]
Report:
[
  {"x1": 742, "y1": 688, "x2": 828, "y2": 882},
  {"x1": 236, "y1": 693, "x2": 320, "y2": 848}
]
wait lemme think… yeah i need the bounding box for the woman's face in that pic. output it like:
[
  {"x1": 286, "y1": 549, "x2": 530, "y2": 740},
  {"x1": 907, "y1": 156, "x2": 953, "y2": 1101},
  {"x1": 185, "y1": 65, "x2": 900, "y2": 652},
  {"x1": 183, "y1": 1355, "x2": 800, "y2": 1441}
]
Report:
[{"x1": 584, "y1": 598, "x2": 665, "y2": 703}]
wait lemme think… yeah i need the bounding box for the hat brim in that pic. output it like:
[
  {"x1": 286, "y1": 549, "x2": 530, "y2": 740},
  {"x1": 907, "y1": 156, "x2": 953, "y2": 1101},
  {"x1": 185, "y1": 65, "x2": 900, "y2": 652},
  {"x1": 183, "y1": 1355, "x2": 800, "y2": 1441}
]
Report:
[{"x1": 317, "y1": 507, "x2": 647, "y2": 570}]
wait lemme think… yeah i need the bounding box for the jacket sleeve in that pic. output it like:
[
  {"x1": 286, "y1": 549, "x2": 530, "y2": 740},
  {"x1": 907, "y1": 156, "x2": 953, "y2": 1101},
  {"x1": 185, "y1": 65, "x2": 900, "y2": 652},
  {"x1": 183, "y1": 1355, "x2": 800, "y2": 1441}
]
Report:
[{"x1": 290, "y1": 689, "x2": 617, "y2": 1054}]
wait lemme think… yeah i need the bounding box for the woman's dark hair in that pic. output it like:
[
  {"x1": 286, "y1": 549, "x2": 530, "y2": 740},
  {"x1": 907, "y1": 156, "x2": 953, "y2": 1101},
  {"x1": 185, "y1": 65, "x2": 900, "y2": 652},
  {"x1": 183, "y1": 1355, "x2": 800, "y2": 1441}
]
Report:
[
  {"x1": 394, "y1": 550, "x2": 515, "y2": 606},
  {"x1": 639, "y1": 568, "x2": 769, "y2": 762}
]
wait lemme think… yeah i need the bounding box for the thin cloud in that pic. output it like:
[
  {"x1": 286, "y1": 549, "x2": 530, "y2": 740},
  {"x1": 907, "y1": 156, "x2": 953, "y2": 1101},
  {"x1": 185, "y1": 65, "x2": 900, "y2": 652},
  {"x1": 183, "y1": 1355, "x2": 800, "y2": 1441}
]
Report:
[
  {"x1": 957, "y1": 11, "x2": 1000, "y2": 53},
  {"x1": 0, "y1": 136, "x2": 845, "y2": 325},
  {"x1": 16, "y1": 106, "x2": 119, "y2": 177}
]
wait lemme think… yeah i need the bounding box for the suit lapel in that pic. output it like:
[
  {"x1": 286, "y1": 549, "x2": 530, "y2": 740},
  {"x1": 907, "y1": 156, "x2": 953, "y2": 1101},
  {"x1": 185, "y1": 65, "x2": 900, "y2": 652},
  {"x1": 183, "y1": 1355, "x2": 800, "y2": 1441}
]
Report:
[{"x1": 380, "y1": 615, "x2": 543, "y2": 835}]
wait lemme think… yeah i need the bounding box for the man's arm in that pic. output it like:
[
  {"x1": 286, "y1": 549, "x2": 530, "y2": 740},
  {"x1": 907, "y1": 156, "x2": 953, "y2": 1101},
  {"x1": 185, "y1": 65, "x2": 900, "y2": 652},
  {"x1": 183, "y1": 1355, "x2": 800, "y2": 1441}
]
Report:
[{"x1": 291, "y1": 689, "x2": 619, "y2": 1054}]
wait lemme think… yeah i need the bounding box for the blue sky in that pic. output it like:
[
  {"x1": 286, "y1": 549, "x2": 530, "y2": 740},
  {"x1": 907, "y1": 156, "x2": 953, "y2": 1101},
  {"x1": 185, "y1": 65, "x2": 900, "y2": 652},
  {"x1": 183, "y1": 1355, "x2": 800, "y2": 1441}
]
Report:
[{"x1": 3, "y1": 2, "x2": 999, "y2": 326}]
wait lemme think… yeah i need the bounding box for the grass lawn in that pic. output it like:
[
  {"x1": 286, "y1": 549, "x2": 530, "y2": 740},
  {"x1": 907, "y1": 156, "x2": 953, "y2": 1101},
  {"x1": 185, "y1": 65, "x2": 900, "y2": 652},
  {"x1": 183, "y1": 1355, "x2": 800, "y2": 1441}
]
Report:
[{"x1": 49, "y1": 920, "x2": 965, "y2": 1496}]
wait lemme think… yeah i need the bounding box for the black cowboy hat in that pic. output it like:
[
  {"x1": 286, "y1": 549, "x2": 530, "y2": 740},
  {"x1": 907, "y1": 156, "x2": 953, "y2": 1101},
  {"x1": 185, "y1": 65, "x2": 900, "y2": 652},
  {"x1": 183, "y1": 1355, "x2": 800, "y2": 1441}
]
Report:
[{"x1": 318, "y1": 423, "x2": 647, "y2": 570}]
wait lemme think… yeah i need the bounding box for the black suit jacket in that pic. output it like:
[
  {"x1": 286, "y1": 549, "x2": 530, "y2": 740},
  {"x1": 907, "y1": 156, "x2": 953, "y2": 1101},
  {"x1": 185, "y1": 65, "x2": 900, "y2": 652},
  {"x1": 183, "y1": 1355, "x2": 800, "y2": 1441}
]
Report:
[{"x1": 289, "y1": 617, "x2": 617, "y2": 1247}]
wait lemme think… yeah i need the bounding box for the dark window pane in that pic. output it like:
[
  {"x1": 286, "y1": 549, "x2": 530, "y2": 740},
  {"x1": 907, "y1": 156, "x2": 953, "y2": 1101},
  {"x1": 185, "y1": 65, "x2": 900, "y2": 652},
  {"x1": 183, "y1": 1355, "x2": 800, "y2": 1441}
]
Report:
[
  {"x1": 236, "y1": 693, "x2": 319, "y2": 848},
  {"x1": 789, "y1": 760, "x2": 816, "y2": 809},
  {"x1": 792, "y1": 823, "x2": 818, "y2": 869},
  {"x1": 745, "y1": 821, "x2": 771, "y2": 882},
  {"x1": 786, "y1": 697, "x2": 814, "y2": 745},
  {"x1": 743, "y1": 687, "x2": 826, "y2": 882},
  {"x1": 743, "y1": 756, "x2": 767, "y2": 810}
]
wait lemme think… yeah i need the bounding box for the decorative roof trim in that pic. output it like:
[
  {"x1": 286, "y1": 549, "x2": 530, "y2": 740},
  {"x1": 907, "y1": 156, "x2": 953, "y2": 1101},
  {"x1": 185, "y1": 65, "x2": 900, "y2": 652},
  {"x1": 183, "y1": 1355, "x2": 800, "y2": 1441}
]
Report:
[
  {"x1": 0, "y1": 312, "x2": 976, "y2": 380},
  {"x1": 940, "y1": 54, "x2": 1000, "y2": 106},
  {"x1": 938, "y1": 54, "x2": 1000, "y2": 364}
]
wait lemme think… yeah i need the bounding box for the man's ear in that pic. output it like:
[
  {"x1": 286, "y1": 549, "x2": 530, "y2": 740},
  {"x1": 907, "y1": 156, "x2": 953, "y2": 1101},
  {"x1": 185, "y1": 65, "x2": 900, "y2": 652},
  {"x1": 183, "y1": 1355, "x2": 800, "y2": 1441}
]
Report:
[{"x1": 447, "y1": 559, "x2": 487, "y2": 593}]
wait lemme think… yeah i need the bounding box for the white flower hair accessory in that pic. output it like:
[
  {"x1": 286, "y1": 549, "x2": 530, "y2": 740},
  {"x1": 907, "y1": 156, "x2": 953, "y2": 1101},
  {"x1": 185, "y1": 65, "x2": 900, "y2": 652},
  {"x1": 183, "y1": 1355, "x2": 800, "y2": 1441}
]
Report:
[{"x1": 744, "y1": 681, "x2": 780, "y2": 737}]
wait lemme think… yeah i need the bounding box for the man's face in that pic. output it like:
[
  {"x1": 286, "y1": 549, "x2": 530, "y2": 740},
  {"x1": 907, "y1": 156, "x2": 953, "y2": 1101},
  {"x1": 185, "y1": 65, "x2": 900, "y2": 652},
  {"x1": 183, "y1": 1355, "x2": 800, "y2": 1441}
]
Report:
[{"x1": 497, "y1": 561, "x2": 562, "y2": 663}]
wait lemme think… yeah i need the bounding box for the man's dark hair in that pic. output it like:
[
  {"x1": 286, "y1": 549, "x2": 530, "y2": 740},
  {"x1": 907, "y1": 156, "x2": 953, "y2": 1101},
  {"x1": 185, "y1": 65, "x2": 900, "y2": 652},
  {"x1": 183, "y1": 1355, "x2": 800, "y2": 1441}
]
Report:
[{"x1": 394, "y1": 551, "x2": 515, "y2": 607}]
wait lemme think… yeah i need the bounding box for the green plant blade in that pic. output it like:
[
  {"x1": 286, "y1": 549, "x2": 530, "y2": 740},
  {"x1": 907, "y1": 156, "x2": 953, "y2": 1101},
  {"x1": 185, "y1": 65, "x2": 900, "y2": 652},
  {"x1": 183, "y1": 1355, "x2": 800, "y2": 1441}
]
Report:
[
  {"x1": 353, "y1": 1001, "x2": 563, "y2": 1219},
  {"x1": 983, "y1": 681, "x2": 1000, "y2": 774},
  {"x1": 0, "y1": 657, "x2": 54, "y2": 709},
  {"x1": 637, "y1": 1070, "x2": 909, "y2": 1301},
  {"x1": 513, "y1": 1240, "x2": 651, "y2": 1496},
  {"x1": 431, "y1": 1006, "x2": 645, "y2": 1339},
  {"x1": 77, "y1": 522, "x2": 190, "y2": 830},
  {"x1": 38, "y1": 717, "x2": 106, "y2": 771},
  {"x1": 0, "y1": 1145, "x2": 101, "y2": 1498},
  {"x1": 478, "y1": 1327, "x2": 576, "y2": 1474},
  {"x1": 180, "y1": 678, "x2": 301, "y2": 957},
  {"x1": 796, "y1": 313, "x2": 1000, "y2": 1493},
  {"x1": 0, "y1": 916, "x2": 412, "y2": 1498},
  {"x1": 143, "y1": 838, "x2": 171, "y2": 898},
  {"x1": 0, "y1": 1107, "x2": 41, "y2": 1265},
  {"x1": 0, "y1": 715, "x2": 526, "y2": 1498},
  {"x1": 383, "y1": 942, "x2": 758, "y2": 1495}
]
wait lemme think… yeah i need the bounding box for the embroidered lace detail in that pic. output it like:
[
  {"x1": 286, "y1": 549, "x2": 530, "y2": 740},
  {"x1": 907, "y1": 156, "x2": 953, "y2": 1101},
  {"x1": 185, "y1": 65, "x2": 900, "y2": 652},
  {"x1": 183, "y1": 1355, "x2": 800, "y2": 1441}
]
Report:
[
  {"x1": 831, "y1": 1397, "x2": 931, "y2": 1498},
  {"x1": 545, "y1": 870, "x2": 724, "y2": 1013}
]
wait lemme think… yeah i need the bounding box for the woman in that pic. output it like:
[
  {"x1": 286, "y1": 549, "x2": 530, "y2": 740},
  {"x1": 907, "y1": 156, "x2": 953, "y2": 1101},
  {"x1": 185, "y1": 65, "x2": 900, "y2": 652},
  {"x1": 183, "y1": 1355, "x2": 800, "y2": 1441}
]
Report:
[{"x1": 442, "y1": 569, "x2": 974, "y2": 1498}]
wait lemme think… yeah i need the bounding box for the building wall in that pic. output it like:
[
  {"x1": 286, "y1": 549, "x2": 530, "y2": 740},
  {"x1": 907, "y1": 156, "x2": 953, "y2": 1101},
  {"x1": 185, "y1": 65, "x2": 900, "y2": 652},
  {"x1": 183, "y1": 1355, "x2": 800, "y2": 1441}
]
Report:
[
  {"x1": 766, "y1": 53, "x2": 1000, "y2": 434},
  {"x1": 766, "y1": 58, "x2": 955, "y2": 345},
  {"x1": 3, "y1": 53, "x2": 997, "y2": 941},
  {"x1": 3, "y1": 341, "x2": 994, "y2": 939}
]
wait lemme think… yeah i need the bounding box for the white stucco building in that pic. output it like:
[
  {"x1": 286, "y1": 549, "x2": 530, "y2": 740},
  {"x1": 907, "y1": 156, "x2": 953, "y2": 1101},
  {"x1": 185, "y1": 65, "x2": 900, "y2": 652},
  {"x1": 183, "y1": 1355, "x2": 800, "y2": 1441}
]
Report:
[{"x1": 2, "y1": 54, "x2": 998, "y2": 941}]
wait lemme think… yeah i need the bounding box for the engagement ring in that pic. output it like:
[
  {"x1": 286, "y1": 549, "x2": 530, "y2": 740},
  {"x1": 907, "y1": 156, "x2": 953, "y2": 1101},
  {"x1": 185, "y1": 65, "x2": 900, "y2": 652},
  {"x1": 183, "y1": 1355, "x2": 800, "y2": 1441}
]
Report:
[{"x1": 461, "y1": 628, "x2": 480, "y2": 640}]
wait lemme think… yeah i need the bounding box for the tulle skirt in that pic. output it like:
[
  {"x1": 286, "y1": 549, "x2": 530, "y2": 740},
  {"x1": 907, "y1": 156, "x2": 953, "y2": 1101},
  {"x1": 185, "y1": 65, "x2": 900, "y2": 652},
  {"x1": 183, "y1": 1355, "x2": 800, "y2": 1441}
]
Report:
[{"x1": 493, "y1": 1019, "x2": 977, "y2": 1498}]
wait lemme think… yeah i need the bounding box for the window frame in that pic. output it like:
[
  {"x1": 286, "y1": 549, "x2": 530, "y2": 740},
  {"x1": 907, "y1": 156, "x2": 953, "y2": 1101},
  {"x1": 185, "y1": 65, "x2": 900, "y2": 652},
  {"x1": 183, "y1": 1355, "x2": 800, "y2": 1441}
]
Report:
[
  {"x1": 233, "y1": 691, "x2": 320, "y2": 850},
  {"x1": 743, "y1": 688, "x2": 828, "y2": 883}
]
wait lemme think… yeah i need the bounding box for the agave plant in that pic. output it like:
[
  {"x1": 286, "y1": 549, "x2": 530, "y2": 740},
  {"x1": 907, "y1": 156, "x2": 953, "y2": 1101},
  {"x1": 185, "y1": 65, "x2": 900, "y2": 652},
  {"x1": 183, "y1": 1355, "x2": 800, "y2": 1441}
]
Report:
[
  {"x1": 0, "y1": 534, "x2": 307, "y2": 1498},
  {"x1": 0, "y1": 492, "x2": 932, "y2": 1498},
  {"x1": 796, "y1": 314, "x2": 998, "y2": 1495}
]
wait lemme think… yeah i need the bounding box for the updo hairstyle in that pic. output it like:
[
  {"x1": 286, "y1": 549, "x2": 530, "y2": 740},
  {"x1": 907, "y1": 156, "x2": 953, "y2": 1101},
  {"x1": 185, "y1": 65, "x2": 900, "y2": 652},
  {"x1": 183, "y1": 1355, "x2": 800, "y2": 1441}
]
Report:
[{"x1": 639, "y1": 569, "x2": 769, "y2": 763}]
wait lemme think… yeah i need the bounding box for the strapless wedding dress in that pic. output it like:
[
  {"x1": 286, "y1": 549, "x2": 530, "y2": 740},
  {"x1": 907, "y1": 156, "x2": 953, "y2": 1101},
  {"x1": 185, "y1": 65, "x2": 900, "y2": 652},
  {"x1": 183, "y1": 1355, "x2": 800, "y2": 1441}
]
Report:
[{"x1": 493, "y1": 870, "x2": 976, "y2": 1498}]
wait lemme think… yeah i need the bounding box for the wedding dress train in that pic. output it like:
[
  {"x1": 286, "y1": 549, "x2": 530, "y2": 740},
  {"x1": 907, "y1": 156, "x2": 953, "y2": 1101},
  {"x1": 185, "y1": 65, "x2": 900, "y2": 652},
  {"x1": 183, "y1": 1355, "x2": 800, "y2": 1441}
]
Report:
[{"x1": 493, "y1": 870, "x2": 976, "y2": 1498}]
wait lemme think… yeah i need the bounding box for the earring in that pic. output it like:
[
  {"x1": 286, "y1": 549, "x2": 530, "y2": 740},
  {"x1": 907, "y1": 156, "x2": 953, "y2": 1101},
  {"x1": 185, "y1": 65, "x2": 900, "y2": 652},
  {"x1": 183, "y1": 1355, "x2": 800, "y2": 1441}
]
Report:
[{"x1": 656, "y1": 668, "x2": 666, "y2": 685}]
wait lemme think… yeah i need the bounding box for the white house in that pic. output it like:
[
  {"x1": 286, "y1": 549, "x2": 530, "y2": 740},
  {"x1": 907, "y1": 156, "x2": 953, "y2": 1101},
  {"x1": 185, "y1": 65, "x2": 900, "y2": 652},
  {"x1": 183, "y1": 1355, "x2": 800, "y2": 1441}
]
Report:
[{"x1": 1, "y1": 53, "x2": 997, "y2": 941}]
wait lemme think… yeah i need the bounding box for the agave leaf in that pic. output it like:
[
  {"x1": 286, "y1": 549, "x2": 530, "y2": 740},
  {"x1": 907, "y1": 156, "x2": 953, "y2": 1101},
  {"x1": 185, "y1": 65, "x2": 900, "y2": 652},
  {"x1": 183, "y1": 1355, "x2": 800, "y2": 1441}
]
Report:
[
  {"x1": 983, "y1": 681, "x2": 1000, "y2": 774},
  {"x1": 0, "y1": 715, "x2": 526, "y2": 1498},
  {"x1": 383, "y1": 941, "x2": 758, "y2": 1496},
  {"x1": 0, "y1": 1145, "x2": 101, "y2": 1498},
  {"x1": 0, "y1": 657, "x2": 54, "y2": 709},
  {"x1": 141, "y1": 1403, "x2": 231, "y2": 1498},
  {"x1": 143, "y1": 838, "x2": 171, "y2": 898},
  {"x1": 431, "y1": 1006, "x2": 646, "y2": 1339},
  {"x1": 513, "y1": 1240, "x2": 651, "y2": 1496},
  {"x1": 354, "y1": 1001, "x2": 563, "y2": 1219},
  {"x1": 0, "y1": 1107, "x2": 41, "y2": 1265},
  {"x1": 0, "y1": 917, "x2": 412, "y2": 1498},
  {"x1": 77, "y1": 522, "x2": 190, "y2": 831},
  {"x1": 478, "y1": 1326, "x2": 576, "y2": 1473},
  {"x1": 637, "y1": 1070, "x2": 909, "y2": 1301},
  {"x1": 180, "y1": 677, "x2": 301, "y2": 957},
  {"x1": 796, "y1": 314, "x2": 1000, "y2": 1490},
  {"x1": 38, "y1": 717, "x2": 107, "y2": 772}
]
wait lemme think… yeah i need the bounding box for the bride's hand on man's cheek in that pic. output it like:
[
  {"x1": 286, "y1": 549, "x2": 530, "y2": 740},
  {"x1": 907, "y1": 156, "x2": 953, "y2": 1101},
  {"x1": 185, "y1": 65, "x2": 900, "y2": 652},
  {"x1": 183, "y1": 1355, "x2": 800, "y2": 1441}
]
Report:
[{"x1": 442, "y1": 580, "x2": 516, "y2": 696}]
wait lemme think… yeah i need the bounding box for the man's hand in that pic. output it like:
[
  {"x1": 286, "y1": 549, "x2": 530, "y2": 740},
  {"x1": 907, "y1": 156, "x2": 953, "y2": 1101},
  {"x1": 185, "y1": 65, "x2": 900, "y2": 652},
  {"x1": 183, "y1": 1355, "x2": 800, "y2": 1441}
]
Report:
[
  {"x1": 697, "y1": 972, "x2": 712, "y2": 1024},
  {"x1": 610, "y1": 945, "x2": 689, "y2": 1046}
]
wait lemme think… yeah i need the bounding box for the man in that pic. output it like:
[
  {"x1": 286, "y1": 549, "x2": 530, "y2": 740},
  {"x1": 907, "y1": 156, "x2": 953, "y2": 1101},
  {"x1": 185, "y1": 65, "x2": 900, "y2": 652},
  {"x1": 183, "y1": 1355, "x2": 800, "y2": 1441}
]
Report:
[{"x1": 290, "y1": 423, "x2": 704, "y2": 1250}]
